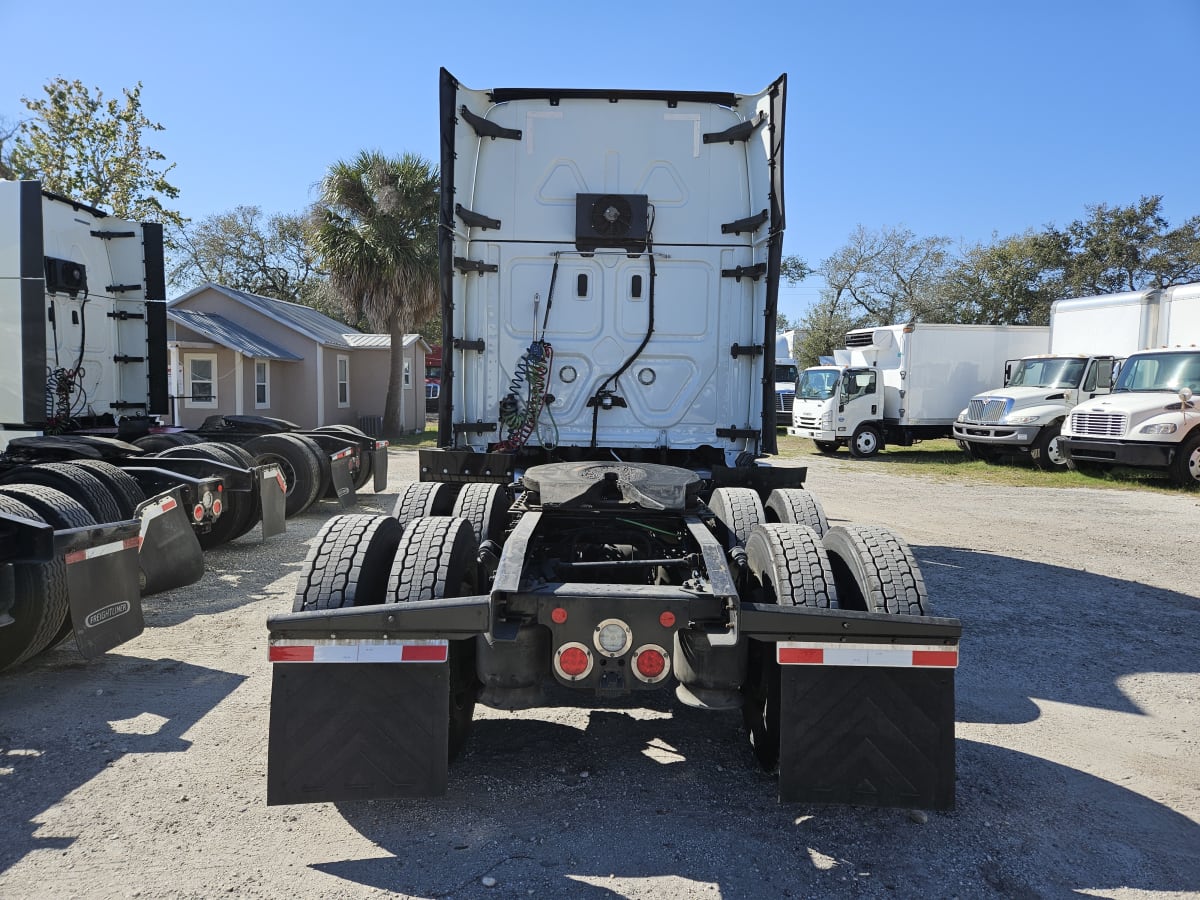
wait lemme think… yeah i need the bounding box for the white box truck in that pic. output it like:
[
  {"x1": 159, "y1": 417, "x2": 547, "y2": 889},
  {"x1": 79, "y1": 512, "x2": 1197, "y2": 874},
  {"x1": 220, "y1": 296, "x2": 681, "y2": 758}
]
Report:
[
  {"x1": 788, "y1": 323, "x2": 1049, "y2": 457},
  {"x1": 1059, "y1": 281, "x2": 1200, "y2": 486},
  {"x1": 952, "y1": 288, "x2": 1165, "y2": 470}
]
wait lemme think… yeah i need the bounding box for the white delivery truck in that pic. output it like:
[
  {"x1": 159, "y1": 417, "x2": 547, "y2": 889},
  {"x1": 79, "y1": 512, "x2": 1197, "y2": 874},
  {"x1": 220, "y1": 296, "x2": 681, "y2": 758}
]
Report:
[
  {"x1": 953, "y1": 288, "x2": 1165, "y2": 470},
  {"x1": 1059, "y1": 281, "x2": 1200, "y2": 486},
  {"x1": 774, "y1": 332, "x2": 800, "y2": 421},
  {"x1": 789, "y1": 323, "x2": 1049, "y2": 457}
]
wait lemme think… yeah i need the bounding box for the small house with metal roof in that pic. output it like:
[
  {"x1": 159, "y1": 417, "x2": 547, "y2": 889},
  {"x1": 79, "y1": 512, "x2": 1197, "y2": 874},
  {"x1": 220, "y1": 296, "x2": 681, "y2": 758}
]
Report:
[{"x1": 166, "y1": 283, "x2": 428, "y2": 433}]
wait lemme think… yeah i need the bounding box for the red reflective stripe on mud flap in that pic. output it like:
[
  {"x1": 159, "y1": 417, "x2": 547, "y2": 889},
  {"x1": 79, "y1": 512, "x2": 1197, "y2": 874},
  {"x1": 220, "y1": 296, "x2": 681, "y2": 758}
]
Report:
[
  {"x1": 270, "y1": 646, "x2": 315, "y2": 662},
  {"x1": 778, "y1": 647, "x2": 824, "y2": 665},
  {"x1": 65, "y1": 536, "x2": 142, "y2": 565}
]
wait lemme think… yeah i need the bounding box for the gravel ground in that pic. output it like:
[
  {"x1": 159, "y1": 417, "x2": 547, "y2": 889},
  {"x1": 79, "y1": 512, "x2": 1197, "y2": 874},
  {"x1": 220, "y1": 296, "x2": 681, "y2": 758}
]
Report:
[{"x1": 1, "y1": 448, "x2": 1198, "y2": 900}]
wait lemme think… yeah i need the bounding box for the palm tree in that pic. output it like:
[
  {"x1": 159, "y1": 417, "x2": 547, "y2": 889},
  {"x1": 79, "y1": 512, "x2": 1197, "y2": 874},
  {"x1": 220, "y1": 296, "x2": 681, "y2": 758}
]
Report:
[{"x1": 310, "y1": 150, "x2": 439, "y2": 439}]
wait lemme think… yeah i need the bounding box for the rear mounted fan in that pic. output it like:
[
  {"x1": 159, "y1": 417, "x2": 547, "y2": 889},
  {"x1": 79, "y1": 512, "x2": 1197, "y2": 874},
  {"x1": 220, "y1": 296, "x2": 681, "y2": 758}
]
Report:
[{"x1": 575, "y1": 193, "x2": 648, "y2": 253}]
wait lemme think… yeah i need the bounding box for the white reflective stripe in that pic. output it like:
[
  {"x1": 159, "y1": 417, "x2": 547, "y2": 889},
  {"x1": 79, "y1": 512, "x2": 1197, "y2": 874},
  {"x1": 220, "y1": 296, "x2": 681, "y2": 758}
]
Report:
[
  {"x1": 777, "y1": 641, "x2": 959, "y2": 669},
  {"x1": 332, "y1": 448, "x2": 354, "y2": 461},
  {"x1": 269, "y1": 638, "x2": 449, "y2": 664},
  {"x1": 138, "y1": 495, "x2": 178, "y2": 542},
  {"x1": 65, "y1": 536, "x2": 141, "y2": 565}
]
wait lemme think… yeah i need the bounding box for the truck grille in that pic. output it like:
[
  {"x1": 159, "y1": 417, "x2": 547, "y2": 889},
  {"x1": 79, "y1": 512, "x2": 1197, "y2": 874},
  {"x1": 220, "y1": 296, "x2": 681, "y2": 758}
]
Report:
[
  {"x1": 1070, "y1": 411, "x2": 1127, "y2": 437},
  {"x1": 776, "y1": 391, "x2": 794, "y2": 413},
  {"x1": 794, "y1": 414, "x2": 820, "y2": 429},
  {"x1": 967, "y1": 398, "x2": 1008, "y2": 423}
]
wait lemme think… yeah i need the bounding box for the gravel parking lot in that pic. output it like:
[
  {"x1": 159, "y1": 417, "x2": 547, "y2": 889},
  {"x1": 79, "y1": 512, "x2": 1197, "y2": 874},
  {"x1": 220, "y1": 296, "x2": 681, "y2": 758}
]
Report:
[{"x1": 1, "y1": 448, "x2": 1197, "y2": 899}]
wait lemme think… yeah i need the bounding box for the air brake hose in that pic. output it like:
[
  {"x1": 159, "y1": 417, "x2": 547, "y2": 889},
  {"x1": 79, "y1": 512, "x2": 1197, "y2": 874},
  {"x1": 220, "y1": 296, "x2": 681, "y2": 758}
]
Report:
[{"x1": 590, "y1": 247, "x2": 656, "y2": 447}]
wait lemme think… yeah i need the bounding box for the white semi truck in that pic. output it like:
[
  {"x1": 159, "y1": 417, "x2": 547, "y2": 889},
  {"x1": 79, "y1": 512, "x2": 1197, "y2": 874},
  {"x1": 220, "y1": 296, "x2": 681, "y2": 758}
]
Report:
[
  {"x1": 264, "y1": 70, "x2": 963, "y2": 811},
  {"x1": 774, "y1": 332, "x2": 799, "y2": 420},
  {"x1": 1059, "y1": 281, "x2": 1200, "y2": 486},
  {"x1": 788, "y1": 323, "x2": 1049, "y2": 457},
  {"x1": 953, "y1": 288, "x2": 1169, "y2": 470}
]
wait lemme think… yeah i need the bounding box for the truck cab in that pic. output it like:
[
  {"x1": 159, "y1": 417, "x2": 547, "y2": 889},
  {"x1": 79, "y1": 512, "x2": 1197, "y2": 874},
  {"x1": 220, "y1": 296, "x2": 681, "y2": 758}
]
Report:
[
  {"x1": 953, "y1": 354, "x2": 1120, "y2": 470},
  {"x1": 790, "y1": 364, "x2": 881, "y2": 456},
  {"x1": 1059, "y1": 347, "x2": 1200, "y2": 486}
]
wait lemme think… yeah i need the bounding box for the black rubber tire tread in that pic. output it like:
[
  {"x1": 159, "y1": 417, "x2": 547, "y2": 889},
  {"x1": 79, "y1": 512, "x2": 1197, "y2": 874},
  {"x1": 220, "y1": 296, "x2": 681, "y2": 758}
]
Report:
[
  {"x1": 206, "y1": 442, "x2": 264, "y2": 540},
  {"x1": 763, "y1": 488, "x2": 829, "y2": 536},
  {"x1": 244, "y1": 433, "x2": 321, "y2": 517},
  {"x1": 0, "y1": 495, "x2": 63, "y2": 671},
  {"x1": 385, "y1": 515, "x2": 479, "y2": 760},
  {"x1": 822, "y1": 524, "x2": 930, "y2": 615},
  {"x1": 1030, "y1": 421, "x2": 1067, "y2": 471},
  {"x1": 0, "y1": 486, "x2": 96, "y2": 667},
  {"x1": 450, "y1": 483, "x2": 509, "y2": 546},
  {"x1": 745, "y1": 523, "x2": 837, "y2": 609},
  {"x1": 849, "y1": 424, "x2": 882, "y2": 459},
  {"x1": 132, "y1": 432, "x2": 202, "y2": 452},
  {"x1": 391, "y1": 481, "x2": 456, "y2": 529},
  {"x1": 314, "y1": 424, "x2": 370, "y2": 438},
  {"x1": 1, "y1": 463, "x2": 123, "y2": 524},
  {"x1": 707, "y1": 487, "x2": 764, "y2": 547},
  {"x1": 156, "y1": 443, "x2": 251, "y2": 548},
  {"x1": 1169, "y1": 428, "x2": 1200, "y2": 488},
  {"x1": 289, "y1": 433, "x2": 333, "y2": 503},
  {"x1": 292, "y1": 514, "x2": 404, "y2": 612},
  {"x1": 63, "y1": 460, "x2": 145, "y2": 520}
]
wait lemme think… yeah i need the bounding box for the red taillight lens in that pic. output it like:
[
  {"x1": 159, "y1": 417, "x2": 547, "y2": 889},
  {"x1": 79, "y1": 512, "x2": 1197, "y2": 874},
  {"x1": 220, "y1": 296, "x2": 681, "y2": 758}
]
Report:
[
  {"x1": 659, "y1": 610, "x2": 676, "y2": 628},
  {"x1": 192, "y1": 504, "x2": 204, "y2": 522},
  {"x1": 559, "y1": 647, "x2": 589, "y2": 676},
  {"x1": 211, "y1": 499, "x2": 223, "y2": 518},
  {"x1": 633, "y1": 644, "x2": 670, "y2": 683},
  {"x1": 551, "y1": 606, "x2": 568, "y2": 624}
]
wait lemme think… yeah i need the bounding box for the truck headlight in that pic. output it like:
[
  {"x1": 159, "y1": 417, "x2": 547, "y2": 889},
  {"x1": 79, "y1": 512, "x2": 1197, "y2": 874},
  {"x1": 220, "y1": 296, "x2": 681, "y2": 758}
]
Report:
[
  {"x1": 956, "y1": 410, "x2": 966, "y2": 422},
  {"x1": 1139, "y1": 423, "x2": 1177, "y2": 435},
  {"x1": 1005, "y1": 415, "x2": 1040, "y2": 425}
]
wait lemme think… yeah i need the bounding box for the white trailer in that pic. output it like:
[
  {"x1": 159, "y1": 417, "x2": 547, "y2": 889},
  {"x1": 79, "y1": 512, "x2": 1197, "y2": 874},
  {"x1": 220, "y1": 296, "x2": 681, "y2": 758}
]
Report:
[
  {"x1": 1060, "y1": 281, "x2": 1200, "y2": 486},
  {"x1": 953, "y1": 287, "x2": 1166, "y2": 469},
  {"x1": 789, "y1": 323, "x2": 1049, "y2": 457}
]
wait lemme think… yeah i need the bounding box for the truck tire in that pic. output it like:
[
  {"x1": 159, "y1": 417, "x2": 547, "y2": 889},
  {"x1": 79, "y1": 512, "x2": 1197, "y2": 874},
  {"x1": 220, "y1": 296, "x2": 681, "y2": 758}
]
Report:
[
  {"x1": 156, "y1": 443, "x2": 252, "y2": 548},
  {"x1": 707, "y1": 487, "x2": 764, "y2": 548},
  {"x1": 822, "y1": 525, "x2": 930, "y2": 616},
  {"x1": 292, "y1": 514, "x2": 404, "y2": 612},
  {"x1": 763, "y1": 488, "x2": 828, "y2": 536},
  {"x1": 391, "y1": 481, "x2": 456, "y2": 529},
  {"x1": 1169, "y1": 429, "x2": 1200, "y2": 488},
  {"x1": 741, "y1": 523, "x2": 837, "y2": 771},
  {"x1": 207, "y1": 442, "x2": 265, "y2": 540},
  {"x1": 813, "y1": 440, "x2": 839, "y2": 455},
  {"x1": 386, "y1": 516, "x2": 479, "y2": 758},
  {"x1": 1030, "y1": 422, "x2": 1068, "y2": 471},
  {"x1": 244, "y1": 434, "x2": 321, "y2": 517},
  {"x1": 1, "y1": 463, "x2": 123, "y2": 525},
  {"x1": 0, "y1": 486, "x2": 96, "y2": 667},
  {"x1": 849, "y1": 424, "x2": 882, "y2": 459},
  {"x1": 64, "y1": 460, "x2": 145, "y2": 520},
  {"x1": 132, "y1": 432, "x2": 203, "y2": 452},
  {"x1": 451, "y1": 483, "x2": 509, "y2": 546},
  {"x1": 289, "y1": 433, "x2": 333, "y2": 502}
]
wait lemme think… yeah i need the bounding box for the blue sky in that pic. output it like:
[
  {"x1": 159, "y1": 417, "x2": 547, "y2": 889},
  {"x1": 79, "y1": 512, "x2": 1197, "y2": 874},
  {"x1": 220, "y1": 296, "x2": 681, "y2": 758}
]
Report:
[{"x1": 3, "y1": 0, "x2": 1197, "y2": 322}]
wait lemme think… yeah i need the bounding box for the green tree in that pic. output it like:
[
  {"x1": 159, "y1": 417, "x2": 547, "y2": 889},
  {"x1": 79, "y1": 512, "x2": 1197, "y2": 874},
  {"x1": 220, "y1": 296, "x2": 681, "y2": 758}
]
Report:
[
  {"x1": 309, "y1": 150, "x2": 439, "y2": 439},
  {"x1": 937, "y1": 232, "x2": 1066, "y2": 326},
  {"x1": 170, "y1": 205, "x2": 325, "y2": 306},
  {"x1": 1054, "y1": 196, "x2": 1200, "y2": 295},
  {"x1": 8, "y1": 78, "x2": 182, "y2": 227},
  {"x1": 820, "y1": 225, "x2": 951, "y2": 325}
]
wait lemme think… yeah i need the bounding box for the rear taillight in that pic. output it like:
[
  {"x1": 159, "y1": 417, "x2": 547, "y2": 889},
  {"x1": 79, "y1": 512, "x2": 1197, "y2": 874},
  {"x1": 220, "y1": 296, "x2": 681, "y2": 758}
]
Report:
[
  {"x1": 211, "y1": 499, "x2": 222, "y2": 518},
  {"x1": 192, "y1": 504, "x2": 205, "y2": 522},
  {"x1": 632, "y1": 644, "x2": 670, "y2": 683},
  {"x1": 554, "y1": 642, "x2": 593, "y2": 681}
]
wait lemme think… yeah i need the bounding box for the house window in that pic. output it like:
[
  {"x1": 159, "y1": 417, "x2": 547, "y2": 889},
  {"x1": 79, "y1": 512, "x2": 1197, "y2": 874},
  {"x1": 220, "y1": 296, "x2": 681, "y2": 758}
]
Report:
[
  {"x1": 185, "y1": 353, "x2": 217, "y2": 408},
  {"x1": 337, "y1": 354, "x2": 350, "y2": 407},
  {"x1": 255, "y1": 360, "x2": 270, "y2": 408},
  {"x1": 403, "y1": 359, "x2": 412, "y2": 387}
]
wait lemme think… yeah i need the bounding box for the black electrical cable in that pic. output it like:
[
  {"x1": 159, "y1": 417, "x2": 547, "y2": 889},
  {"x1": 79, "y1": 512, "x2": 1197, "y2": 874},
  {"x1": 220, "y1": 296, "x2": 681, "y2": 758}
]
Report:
[{"x1": 590, "y1": 214, "x2": 656, "y2": 448}]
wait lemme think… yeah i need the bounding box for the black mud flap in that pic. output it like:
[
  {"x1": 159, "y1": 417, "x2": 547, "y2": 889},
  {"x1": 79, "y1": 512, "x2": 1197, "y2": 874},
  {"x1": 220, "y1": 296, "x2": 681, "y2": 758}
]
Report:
[
  {"x1": 258, "y1": 465, "x2": 287, "y2": 538},
  {"x1": 778, "y1": 666, "x2": 956, "y2": 810},
  {"x1": 267, "y1": 661, "x2": 449, "y2": 805},
  {"x1": 135, "y1": 489, "x2": 205, "y2": 596},
  {"x1": 330, "y1": 453, "x2": 356, "y2": 508},
  {"x1": 372, "y1": 442, "x2": 389, "y2": 492},
  {"x1": 58, "y1": 522, "x2": 145, "y2": 659}
]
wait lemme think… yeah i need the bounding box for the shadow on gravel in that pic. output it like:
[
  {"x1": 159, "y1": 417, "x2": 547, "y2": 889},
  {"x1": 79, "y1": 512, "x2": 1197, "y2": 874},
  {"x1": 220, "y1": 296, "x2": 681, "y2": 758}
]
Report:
[
  {"x1": 914, "y1": 545, "x2": 1200, "y2": 724},
  {"x1": 307, "y1": 707, "x2": 1199, "y2": 898},
  {"x1": 0, "y1": 655, "x2": 243, "y2": 873}
]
